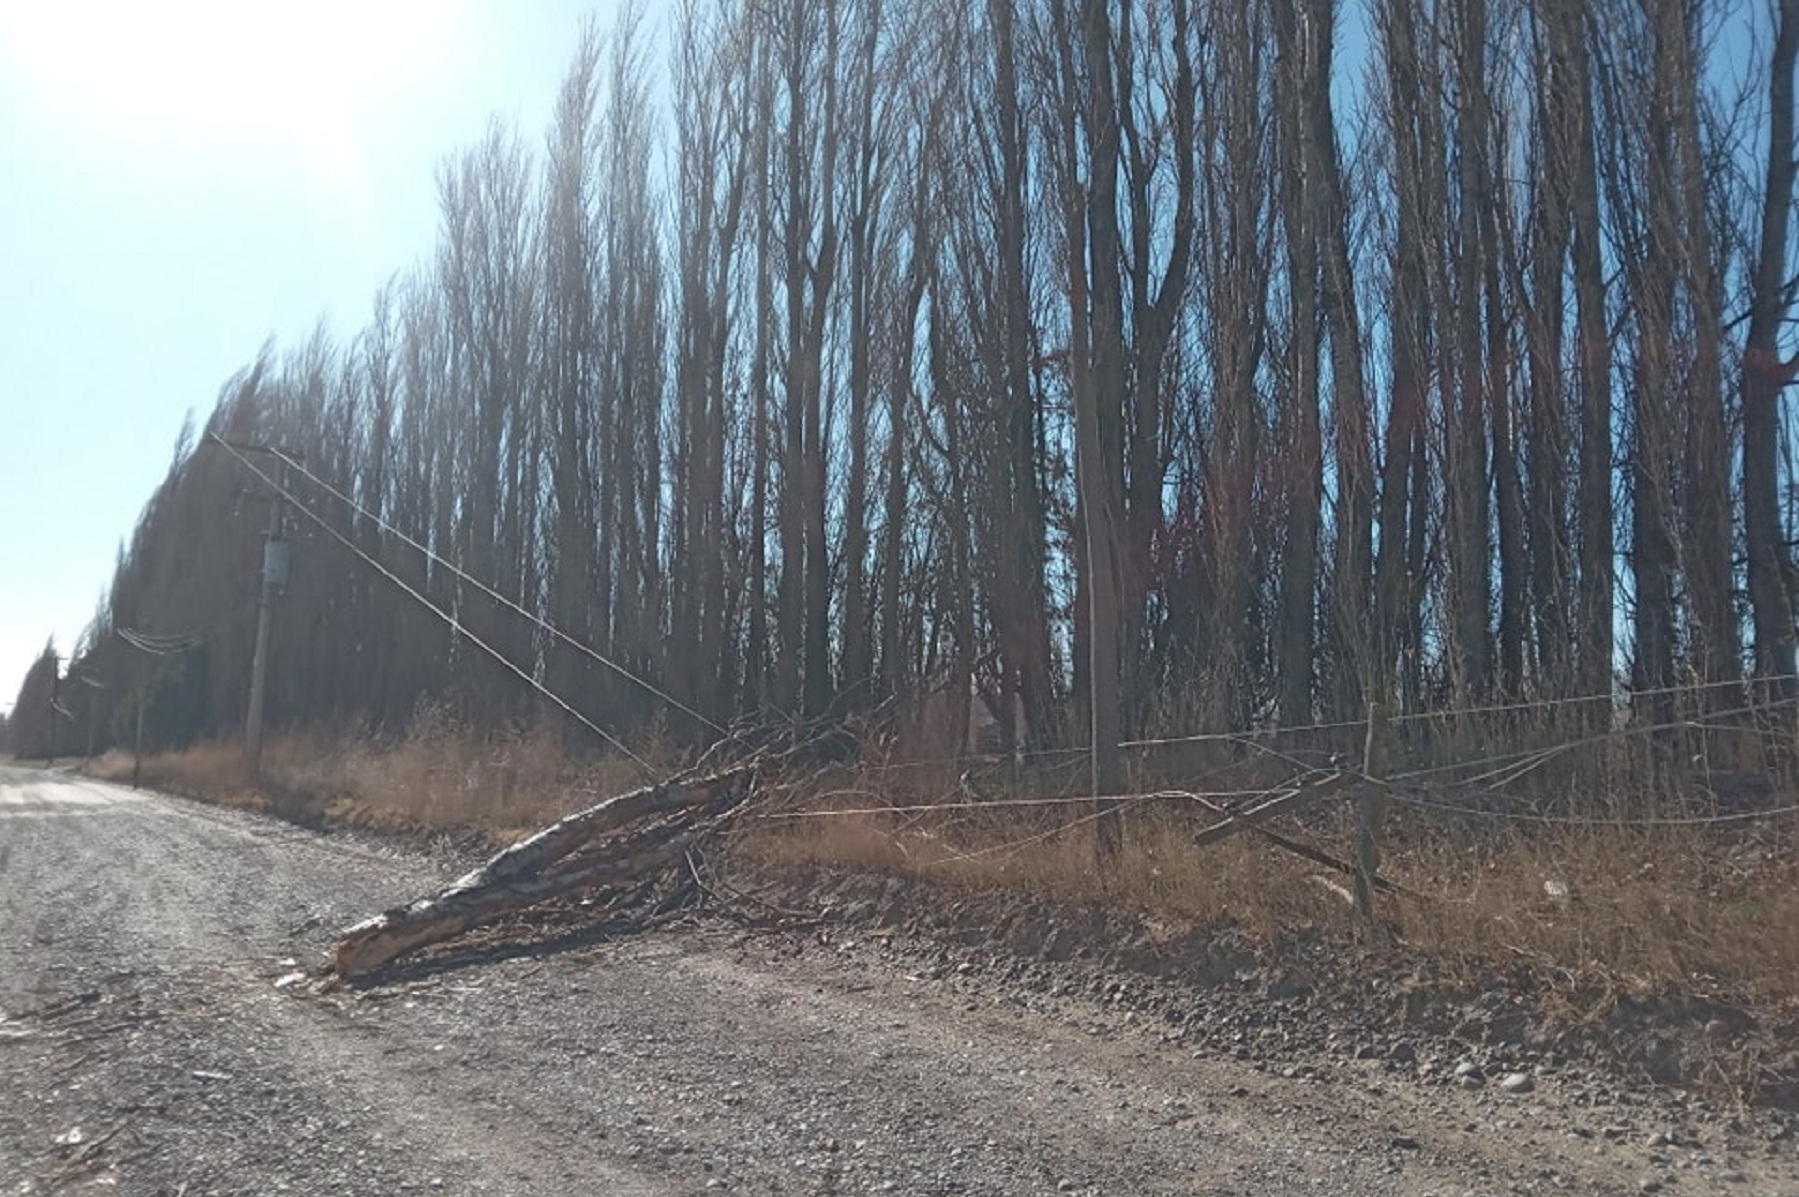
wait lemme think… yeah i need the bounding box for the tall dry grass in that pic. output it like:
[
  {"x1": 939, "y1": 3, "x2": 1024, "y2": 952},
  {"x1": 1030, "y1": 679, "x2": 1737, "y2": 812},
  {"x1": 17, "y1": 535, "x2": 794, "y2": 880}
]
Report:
[
  {"x1": 743, "y1": 794, "x2": 1799, "y2": 1007},
  {"x1": 744, "y1": 697, "x2": 1799, "y2": 1013},
  {"x1": 86, "y1": 709, "x2": 673, "y2": 840},
  {"x1": 81, "y1": 704, "x2": 1799, "y2": 1013}
]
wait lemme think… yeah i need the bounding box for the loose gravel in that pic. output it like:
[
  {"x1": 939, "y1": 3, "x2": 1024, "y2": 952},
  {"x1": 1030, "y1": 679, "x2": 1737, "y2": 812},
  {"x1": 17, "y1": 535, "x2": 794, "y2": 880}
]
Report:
[{"x1": 2, "y1": 767, "x2": 1795, "y2": 1196}]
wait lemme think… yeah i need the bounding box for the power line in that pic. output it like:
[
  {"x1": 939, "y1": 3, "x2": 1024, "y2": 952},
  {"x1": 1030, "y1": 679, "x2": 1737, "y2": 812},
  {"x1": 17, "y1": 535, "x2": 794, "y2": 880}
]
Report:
[
  {"x1": 262, "y1": 446, "x2": 727, "y2": 738},
  {"x1": 1387, "y1": 694, "x2": 1799, "y2": 786},
  {"x1": 115, "y1": 598, "x2": 263, "y2": 657},
  {"x1": 1387, "y1": 672, "x2": 1799, "y2": 726},
  {"x1": 757, "y1": 787, "x2": 1281, "y2": 820},
  {"x1": 934, "y1": 791, "x2": 1173, "y2": 864},
  {"x1": 866, "y1": 673, "x2": 1799, "y2": 779},
  {"x1": 118, "y1": 627, "x2": 206, "y2": 655},
  {"x1": 1111, "y1": 674, "x2": 1799, "y2": 756},
  {"x1": 212, "y1": 436, "x2": 657, "y2": 778},
  {"x1": 1388, "y1": 790, "x2": 1799, "y2": 828}
]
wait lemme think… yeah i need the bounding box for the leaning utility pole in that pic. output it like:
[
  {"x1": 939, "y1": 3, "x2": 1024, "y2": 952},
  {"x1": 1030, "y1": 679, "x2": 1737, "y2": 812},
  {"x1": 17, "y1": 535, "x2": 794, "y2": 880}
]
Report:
[{"x1": 243, "y1": 456, "x2": 289, "y2": 780}]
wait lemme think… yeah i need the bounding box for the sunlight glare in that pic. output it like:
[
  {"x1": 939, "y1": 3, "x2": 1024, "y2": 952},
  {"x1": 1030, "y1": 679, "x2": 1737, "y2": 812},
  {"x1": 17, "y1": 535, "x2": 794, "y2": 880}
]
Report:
[{"x1": 1, "y1": 0, "x2": 467, "y2": 200}]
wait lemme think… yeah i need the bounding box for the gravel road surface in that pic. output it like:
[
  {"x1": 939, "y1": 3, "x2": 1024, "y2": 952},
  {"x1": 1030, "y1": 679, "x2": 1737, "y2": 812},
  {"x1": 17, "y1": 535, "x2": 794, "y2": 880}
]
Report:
[{"x1": 2, "y1": 765, "x2": 1794, "y2": 1196}]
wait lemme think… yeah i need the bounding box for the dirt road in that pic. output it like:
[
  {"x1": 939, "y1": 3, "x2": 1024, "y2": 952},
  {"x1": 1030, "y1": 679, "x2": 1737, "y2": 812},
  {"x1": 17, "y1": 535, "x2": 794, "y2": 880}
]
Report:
[{"x1": 2, "y1": 766, "x2": 1793, "y2": 1196}]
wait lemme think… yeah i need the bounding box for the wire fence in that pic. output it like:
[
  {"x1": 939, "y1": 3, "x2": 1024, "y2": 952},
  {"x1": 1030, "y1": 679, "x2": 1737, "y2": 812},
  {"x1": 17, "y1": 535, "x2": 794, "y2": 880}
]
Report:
[{"x1": 817, "y1": 680, "x2": 1799, "y2": 848}]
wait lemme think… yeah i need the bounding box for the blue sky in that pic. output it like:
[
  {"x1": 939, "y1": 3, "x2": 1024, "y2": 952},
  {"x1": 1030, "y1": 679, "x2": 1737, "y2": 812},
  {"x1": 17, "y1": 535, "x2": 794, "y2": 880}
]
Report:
[{"x1": 0, "y1": 0, "x2": 623, "y2": 713}]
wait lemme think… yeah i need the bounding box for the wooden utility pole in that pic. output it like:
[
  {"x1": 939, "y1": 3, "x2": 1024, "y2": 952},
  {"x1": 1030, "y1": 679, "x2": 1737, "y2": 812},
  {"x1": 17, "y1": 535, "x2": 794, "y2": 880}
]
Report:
[
  {"x1": 244, "y1": 458, "x2": 287, "y2": 780},
  {"x1": 77, "y1": 668, "x2": 103, "y2": 760}
]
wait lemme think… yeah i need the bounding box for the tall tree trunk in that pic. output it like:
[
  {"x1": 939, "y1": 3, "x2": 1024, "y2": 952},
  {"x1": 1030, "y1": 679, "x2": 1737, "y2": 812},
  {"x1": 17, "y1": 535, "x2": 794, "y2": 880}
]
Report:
[
  {"x1": 749, "y1": 27, "x2": 776, "y2": 717},
  {"x1": 803, "y1": 9, "x2": 842, "y2": 722},
  {"x1": 1060, "y1": 0, "x2": 1127, "y2": 855},
  {"x1": 839, "y1": 0, "x2": 882, "y2": 709},
  {"x1": 1631, "y1": 4, "x2": 1682, "y2": 726},
  {"x1": 1448, "y1": 0, "x2": 1492, "y2": 701},
  {"x1": 1273, "y1": 0, "x2": 1323, "y2": 727},
  {"x1": 1485, "y1": 93, "x2": 1523, "y2": 700},
  {"x1": 1118, "y1": 0, "x2": 1196, "y2": 736},
  {"x1": 1201, "y1": 0, "x2": 1267, "y2": 730},
  {"x1": 777, "y1": 9, "x2": 809, "y2": 723},
  {"x1": 1525, "y1": 0, "x2": 1574, "y2": 699},
  {"x1": 1375, "y1": 0, "x2": 1433, "y2": 708},
  {"x1": 1744, "y1": 0, "x2": 1799, "y2": 699},
  {"x1": 1664, "y1": 0, "x2": 1737, "y2": 703},
  {"x1": 545, "y1": 28, "x2": 601, "y2": 730},
  {"x1": 1569, "y1": 1, "x2": 1614, "y2": 713},
  {"x1": 990, "y1": 0, "x2": 1058, "y2": 753},
  {"x1": 1309, "y1": 0, "x2": 1373, "y2": 722}
]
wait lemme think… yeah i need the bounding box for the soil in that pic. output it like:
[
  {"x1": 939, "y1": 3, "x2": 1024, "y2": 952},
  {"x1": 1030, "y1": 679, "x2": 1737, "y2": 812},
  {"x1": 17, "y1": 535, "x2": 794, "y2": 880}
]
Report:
[
  {"x1": 743, "y1": 865, "x2": 1799, "y2": 1107},
  {"x1": 3, "y1": 765, "x2": 1796, "y2": 1196}
]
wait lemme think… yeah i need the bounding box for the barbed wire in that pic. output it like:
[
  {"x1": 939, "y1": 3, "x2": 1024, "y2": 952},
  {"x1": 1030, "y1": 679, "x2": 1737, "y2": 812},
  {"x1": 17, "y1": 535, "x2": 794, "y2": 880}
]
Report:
[{"x1": 828, "y1": 691, "x2": 1799, "y2": 843}]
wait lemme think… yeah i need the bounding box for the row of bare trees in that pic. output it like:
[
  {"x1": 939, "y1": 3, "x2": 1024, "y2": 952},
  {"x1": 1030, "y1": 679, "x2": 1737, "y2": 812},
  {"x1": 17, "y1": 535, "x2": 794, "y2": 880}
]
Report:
[{"x1": 28, "y1": 0, "x2": 1799, "y2": 780}]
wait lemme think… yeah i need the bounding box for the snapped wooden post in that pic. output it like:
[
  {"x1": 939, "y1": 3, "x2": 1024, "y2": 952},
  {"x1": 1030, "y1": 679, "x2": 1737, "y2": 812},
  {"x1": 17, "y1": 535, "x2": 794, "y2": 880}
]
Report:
[{"x1": 1354, "y1": 700, "x2": 1390, "y2": 940}]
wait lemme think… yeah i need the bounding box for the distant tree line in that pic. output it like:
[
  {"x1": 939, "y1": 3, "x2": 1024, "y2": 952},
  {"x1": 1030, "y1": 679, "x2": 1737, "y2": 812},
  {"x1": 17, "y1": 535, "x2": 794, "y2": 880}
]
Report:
[
  {"x1": 8, "y1": 644, "x2": 60, "y2": 760},
  {"x1": 31, "y1": 0, "x2": 1799, "y2": 775}
]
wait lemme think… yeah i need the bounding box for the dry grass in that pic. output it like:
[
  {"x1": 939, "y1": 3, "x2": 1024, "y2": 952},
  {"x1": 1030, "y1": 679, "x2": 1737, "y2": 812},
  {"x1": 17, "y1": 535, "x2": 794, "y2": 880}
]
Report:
[
  {"x1": 744, "y1": 766, "x2": 1799, "y2": 1012},
  {"x1": 1396, "y1": 821, "x2": 1799, "y2": 1005},
  {"x1": 89, "y1": 740, "x2": 271, "y2": 812},
  {"x1": 85, "y1": 711, "x2": 673, "y2": 841},
  {"x1": 743, "y1": 799, "x2": 1331, "y2": 938},
  {"x1": 80, "y1": 715, "x2": 1799, "y2": 1015}
]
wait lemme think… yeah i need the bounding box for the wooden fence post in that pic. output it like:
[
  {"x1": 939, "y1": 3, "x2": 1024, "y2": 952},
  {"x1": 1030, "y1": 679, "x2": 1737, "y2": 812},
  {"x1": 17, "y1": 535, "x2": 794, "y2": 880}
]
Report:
[{"x1": 1355, "y1": 701, "x2": 1390, "y2": 941}]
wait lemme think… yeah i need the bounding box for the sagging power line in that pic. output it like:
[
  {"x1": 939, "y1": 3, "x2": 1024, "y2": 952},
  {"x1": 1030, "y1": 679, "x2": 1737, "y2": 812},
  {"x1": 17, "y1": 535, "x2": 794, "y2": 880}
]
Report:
[
  {"x1": 263, "y1": 445, "x2": 728, "y2": 739},
  {"x1": 212, "y1": 434, "x2": 660, "y2": 778}
]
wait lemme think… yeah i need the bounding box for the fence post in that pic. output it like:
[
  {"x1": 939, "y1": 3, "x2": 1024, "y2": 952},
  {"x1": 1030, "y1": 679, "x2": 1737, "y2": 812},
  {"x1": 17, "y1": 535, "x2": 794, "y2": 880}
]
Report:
[{"x1": 1355, "y1": 700, "x2": 1390, "y2": 941}]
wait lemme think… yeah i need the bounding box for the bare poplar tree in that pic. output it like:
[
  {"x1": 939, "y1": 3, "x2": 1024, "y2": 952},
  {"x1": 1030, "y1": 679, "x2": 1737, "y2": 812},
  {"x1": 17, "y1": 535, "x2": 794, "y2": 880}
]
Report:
[
  {"x1": 1742, "y1": 0, "x2": 1799, "y2": 698},
  {"x1": 671, "y1": 0, "x2": 756, "y2": 725},
  {"x1": 1373, "y1": 0, "x2": 1437, "y2": 712},
  {"x1": 1523, "y1": 0, "x2": 1576, "y2": 700},
  {"x1": 541, "y1": 20, "x2": 604, "y2": 727},
  {"x1": 1272, "y1": 0, "x2": 1325, "y2": 727}
]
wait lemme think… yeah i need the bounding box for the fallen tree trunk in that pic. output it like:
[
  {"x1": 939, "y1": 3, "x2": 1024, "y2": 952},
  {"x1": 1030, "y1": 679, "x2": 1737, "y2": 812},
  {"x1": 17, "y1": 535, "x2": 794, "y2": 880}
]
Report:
[{"x1": 333, "y1": 768, "x2": 755, "y2": 979}]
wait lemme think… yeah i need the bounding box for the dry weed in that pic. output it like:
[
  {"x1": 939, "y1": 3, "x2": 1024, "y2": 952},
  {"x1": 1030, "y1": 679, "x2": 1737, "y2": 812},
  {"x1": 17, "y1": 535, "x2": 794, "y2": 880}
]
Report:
[
  {"x1": 84, "y1": 716, "x2": 675, "y2": 841},
  {"x1": 1395, "y1": 820, "x2": 1799, "y2": 1005},
  {"x1": 80, "y1": 718, "x2": 1799, "y2": 1016},
  {"x1": 744, "y1": 760, "x2": 1799, "y2": 1014}
]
